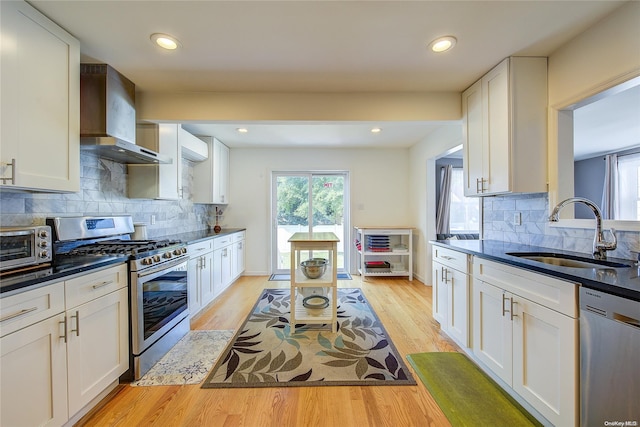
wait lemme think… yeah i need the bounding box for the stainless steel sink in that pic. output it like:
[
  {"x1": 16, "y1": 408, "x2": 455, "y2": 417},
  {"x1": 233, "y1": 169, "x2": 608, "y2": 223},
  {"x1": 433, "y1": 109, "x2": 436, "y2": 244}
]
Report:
[{"x1": 506, "y1": 252, "x2": 632, "y2": 269}]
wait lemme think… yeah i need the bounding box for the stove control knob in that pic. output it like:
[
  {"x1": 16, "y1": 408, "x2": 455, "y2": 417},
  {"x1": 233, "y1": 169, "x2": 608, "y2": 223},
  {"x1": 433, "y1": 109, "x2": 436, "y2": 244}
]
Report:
[
  {"x1": 163, "y1": 252, "x2": 172, "y2": 259},
  {"x1": 153, "y1": 255, "x2": 161, "y2": 263},
  {"x1": 182, "y1": 248, "x2": 187, "y2": 254},
  {"x1": 40, "y1": 250, "x2": 49, "y2": 259},
  {"x1": 39, "y1": 229, "x2": 48, "y2": 238},
  {"x1": 39, "y1": 241, "x2": 48, "y2": 248},
  {"x1": 142, "y1": 257, "x2": 153, "y2": 266},
  {"x1": 173, "y1": 249, "x2": 182, "y2": 256}
]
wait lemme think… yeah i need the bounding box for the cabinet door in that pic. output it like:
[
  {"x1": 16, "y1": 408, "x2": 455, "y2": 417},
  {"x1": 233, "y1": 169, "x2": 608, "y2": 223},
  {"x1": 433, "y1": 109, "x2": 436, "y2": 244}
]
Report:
[
  {"x1": 0, "y1": 1, "x2": 80, "y2": 192},
  {"x1": 66, "y1": 288, "x2": 129, "y2": 415},
  {"x1": 187, "y1": 256, "x2": 202, "y2": 316},
  {"x1": 462, "y1": 79, "x2": 484, "y2": 196},
  {"x1": 214, "y1": 139, "x2": 230, "y2": 204},
  {"x1": 511, "y1": 295, "x2": 577, "y2": 427},
  {"x1": 447, "y1": 267, "x2": 469, "y2": 347},
  {"x1": 431, "y1": 261, "x2": 448, "y2": 325},
  {"x1": 200, "y1": 252, "x2": 215, "y2": 305},
  {"x1": 472, "y1": 279, "x2": 512, "y2": 385},
  {"x1": 482, "y1": 58, "x2": 510, "y2": 194},
  {"x1": 1, "y1": 314, "x2": 68, "y2": 427},
  {"x1": 213, "y1": 246, "x2": 233, "y2": 296},
  {"x1": 129, "y1": 123, "x2": 181, "y2": 200},
  {"x1": 232, "y1": 239, "x2": 245, "y2": 279}
]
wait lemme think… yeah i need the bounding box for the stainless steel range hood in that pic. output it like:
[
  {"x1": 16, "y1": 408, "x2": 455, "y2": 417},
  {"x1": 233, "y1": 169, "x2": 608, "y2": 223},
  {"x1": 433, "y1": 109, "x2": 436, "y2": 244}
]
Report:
[{"x1": 80, "y1": 64, "x2": 170, "y2": 164}]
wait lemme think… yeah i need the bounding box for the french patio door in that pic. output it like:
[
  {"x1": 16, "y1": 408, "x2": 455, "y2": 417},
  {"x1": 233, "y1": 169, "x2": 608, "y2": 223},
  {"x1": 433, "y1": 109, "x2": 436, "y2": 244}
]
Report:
[{"x1": 271, "y1": 172, "x2": 349, "y2": 274}]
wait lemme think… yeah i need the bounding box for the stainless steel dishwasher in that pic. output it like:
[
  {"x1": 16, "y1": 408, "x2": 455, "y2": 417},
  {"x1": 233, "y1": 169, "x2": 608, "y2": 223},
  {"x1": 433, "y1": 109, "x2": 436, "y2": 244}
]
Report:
[{"x1": 580, "y1": 287, "x2": 640, "y2": 426}]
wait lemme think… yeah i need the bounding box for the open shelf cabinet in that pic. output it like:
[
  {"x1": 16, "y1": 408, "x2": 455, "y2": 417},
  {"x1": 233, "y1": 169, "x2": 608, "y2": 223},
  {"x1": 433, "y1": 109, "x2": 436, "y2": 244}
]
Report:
[{"x1": 354, "y1": 227, "x2": 413, "y2": 281}]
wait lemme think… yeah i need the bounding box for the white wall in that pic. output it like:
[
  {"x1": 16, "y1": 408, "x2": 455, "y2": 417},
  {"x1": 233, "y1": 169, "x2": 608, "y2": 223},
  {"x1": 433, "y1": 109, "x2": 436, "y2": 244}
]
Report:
[
  {"x1": 547, "y1": 1, "x2": 640, "y2": 209},
  {"x1": 222, "y1": 147, "x2": 411, "y2": 275},
  {"x1": 408, "y1": 124, "x2": 463, "y2": 283}
]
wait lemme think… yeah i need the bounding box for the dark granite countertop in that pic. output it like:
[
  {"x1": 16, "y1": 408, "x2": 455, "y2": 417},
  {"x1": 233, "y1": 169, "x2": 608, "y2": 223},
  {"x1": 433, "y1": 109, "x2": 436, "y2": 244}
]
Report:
[
  {"x1": 0, "y1": 255, "x2": 128, "y2": 296},
  {"x1": 160, "y1": 228, "x2": 246, "y2": 245},
  {"x1": 430, "y1": 240, "x2": 640, "y2": 302},
  {"x1": 0, "y1": 228, "x2": 246, "y2": 296}
]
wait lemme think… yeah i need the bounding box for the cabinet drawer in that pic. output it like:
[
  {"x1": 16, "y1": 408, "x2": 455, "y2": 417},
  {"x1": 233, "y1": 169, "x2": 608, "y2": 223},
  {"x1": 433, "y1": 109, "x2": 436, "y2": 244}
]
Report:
[
  {"x1": 433, "y1": 246, "x2": 469, "y2": 273},
  {"x1": 232, "y1": 231, "x2": 245, "y2": 242},
  {"x1": 213, "y1": 235, "x2": 232, "y2": 249},
  {"x1": 188, "y1": 239, "x2": 213, "y2": 256},
  {"x1": 473, "y1": 257, "x2": 578, "y2": 318},
  {"x1": 65, "y1": 264, "x2": 128, "y2": 309},
  {"x1": 0, "y1": 282, "x2": 65, "y2": 337}
]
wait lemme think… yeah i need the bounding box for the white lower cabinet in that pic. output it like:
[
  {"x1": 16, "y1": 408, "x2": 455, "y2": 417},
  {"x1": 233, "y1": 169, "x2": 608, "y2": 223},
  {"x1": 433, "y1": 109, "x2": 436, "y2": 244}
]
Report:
[
  {"x1": 188, "y1": 231, "x2": 245, "y2": 319},
  {"x1": 65, "y1": 287, "x2": 129, "y2": 415},
  {"x1": 472, "y1": 257, "x2": 578, "y2": 427},
  {"x1": 1, "y1": 312, "x2": 68, "y2": 427},
  {"x1": 187, "y1": 239, "x2": 214, "y2": 317},
  {"x1": 213, "y1": 236, "x2": 233, "y2": 298},
  {"x1": 0, "y1": 263, "x2": 129, "y2": 427},
  {"x1": 231, "y1": 231, "x2": 245, "y2": 282},
  {"x1": 431, "y1": 246, "x2": 470, "y2": 347}
]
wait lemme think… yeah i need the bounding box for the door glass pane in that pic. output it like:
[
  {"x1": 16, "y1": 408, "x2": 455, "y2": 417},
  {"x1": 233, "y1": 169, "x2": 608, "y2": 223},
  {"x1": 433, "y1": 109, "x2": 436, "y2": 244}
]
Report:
[
  {"x1": 275, "y1": 175, "x2": 309, "y2": 270},
  {"x1": 311, "y1": 175, "x2": 344, "y2": 269}
]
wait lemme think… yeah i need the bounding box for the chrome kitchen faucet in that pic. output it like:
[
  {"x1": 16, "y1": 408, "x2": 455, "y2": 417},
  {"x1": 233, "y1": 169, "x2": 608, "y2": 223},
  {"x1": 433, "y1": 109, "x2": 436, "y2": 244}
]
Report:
[{"x1": 549, "y1": 197, "x2": 617, "y2": 260}]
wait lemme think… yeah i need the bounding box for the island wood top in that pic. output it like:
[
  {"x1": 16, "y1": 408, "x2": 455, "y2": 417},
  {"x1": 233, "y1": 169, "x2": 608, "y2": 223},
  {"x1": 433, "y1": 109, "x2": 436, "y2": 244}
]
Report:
[
  {"x1": 288, "y1": 232, "x2": 340, "y2": 242},
  {"x1": 354, "y1": 226, "x2": 413, "y2": 229}
]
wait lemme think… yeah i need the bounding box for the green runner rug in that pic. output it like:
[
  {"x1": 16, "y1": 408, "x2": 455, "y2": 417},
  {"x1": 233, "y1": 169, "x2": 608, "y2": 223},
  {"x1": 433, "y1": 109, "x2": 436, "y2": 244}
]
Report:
[{"x1": 406, "y1": 352, "x2": 543, "y2": 427}]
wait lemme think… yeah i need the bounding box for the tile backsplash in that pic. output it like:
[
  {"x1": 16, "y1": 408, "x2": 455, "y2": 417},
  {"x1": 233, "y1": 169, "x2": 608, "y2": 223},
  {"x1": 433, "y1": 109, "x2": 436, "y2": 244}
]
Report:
[
  {"x1": 0, "y1": 153, "x2": 215, "y2": 238},
  {"x1": 483, "y1": 193, "x2": 639, "y2": 260}
]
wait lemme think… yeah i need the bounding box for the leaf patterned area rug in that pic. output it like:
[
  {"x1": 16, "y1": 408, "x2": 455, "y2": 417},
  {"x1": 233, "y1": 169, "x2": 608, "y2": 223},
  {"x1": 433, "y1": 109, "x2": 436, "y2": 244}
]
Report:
[
  {"x1": 201, "y1": 288, "x2": 416, "y2": 388},
  {"x1": 132, "y1": 330, "x2": 235, "y2": 386}
]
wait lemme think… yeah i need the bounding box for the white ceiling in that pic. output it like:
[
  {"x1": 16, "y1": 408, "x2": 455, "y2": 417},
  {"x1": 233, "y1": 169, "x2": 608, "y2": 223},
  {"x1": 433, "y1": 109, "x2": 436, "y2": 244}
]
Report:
[{"x1": 29, "y1": 0, "x2": 634, "y2": 151}]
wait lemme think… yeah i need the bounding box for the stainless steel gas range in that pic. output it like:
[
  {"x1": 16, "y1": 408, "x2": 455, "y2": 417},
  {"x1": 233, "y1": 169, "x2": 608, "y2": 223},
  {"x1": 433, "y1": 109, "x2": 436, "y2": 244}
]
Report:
[{"x1": 47, "y1": 216, "x2": 189, "y2": 380}]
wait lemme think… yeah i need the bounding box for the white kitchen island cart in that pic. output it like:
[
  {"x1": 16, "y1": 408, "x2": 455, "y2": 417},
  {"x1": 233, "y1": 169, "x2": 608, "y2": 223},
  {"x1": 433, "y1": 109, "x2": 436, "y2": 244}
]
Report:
[
  {"x1": 354, "y1": 226, "x2": 413, "y2": 281},
  {"x1": 288, "y1": 232, "x2": 339, "y2": 333}
]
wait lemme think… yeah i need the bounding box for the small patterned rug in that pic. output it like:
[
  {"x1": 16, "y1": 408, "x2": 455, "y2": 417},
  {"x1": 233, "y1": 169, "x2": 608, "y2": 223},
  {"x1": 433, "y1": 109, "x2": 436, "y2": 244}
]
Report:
[
  {"x1": 132, "y1": 330, "x2": 234, "y2": 386},
  {"x1": 201, "y1": 288, "x2": 415, "y2": 388}
]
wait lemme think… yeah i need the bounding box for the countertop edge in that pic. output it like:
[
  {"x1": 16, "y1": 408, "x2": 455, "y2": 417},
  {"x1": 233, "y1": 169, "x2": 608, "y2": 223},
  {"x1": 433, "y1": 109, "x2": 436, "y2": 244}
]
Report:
[
  {"x1": 430, "y1": 240, "x2": 640, "y2": 302},
  {"x1": 1, "y1": 256, "x2": 128, "y2": 297}
]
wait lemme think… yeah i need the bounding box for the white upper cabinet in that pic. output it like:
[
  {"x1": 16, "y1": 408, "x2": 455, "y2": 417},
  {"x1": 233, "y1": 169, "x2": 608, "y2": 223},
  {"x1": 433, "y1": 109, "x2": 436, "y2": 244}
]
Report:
[
  {"x1": 0, "y1": 0, "x2": 80, "y2": 192},
  {"x1": 192, "y1": 137, "x2": 230, "y2": 204},
  {"x1": 463, "y1": 57, "x2": 548, "y2": 197},
  {"x1": 128, "y1": 123, "x2": 182, "y2": 200}
]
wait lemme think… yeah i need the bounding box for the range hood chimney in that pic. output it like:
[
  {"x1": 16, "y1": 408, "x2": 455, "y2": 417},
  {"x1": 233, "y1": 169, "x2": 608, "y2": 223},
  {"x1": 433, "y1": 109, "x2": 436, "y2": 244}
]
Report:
[{"x1": 80, "y1": 64, "x2": 170, "y2": 164}]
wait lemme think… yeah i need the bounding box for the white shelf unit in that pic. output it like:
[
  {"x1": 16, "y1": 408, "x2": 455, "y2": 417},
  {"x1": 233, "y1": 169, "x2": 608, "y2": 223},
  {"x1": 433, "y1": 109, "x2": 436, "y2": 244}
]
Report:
[
  {"x1": 354, "y1": 227, "x2": 413, "y2": 281},
  {"x1": 288, "y1": 232, "x2": 339, "y2": 333}
]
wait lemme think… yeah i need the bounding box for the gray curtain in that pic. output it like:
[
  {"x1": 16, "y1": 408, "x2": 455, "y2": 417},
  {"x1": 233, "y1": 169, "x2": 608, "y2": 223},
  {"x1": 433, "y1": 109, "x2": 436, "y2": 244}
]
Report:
[
  {"x1": 436, "y1": 165, "x2": 453, "y2": 234},
  {"x1": 601, "y1": 154, "x2": 618, "y2": 219}
]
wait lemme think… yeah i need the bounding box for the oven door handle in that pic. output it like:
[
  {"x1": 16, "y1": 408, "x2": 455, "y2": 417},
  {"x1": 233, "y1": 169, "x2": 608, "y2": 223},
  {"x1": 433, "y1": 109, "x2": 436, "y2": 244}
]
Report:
[{"x1": 136, "y1": 258, "x2": 188, "y2": 278}]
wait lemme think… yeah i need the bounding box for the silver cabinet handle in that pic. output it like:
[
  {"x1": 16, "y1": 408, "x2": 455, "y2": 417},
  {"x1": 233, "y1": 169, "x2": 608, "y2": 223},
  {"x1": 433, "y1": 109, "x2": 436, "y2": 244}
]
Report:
[
  {"x1": 441, "y1": 266, "x2": 451, "y2": 283},
  {"x1": 0, "y1": 306, "x2": 37, "y2": 322},
  {"x1": 60, "y1": 316, "x2": 68, "y2": 343},
  {"x1": 502, "y1": 293, "x2": 510, "y2": 317},
  {"x1": 202, "y1": 256, "x2": 206, "y2": 269},
  {"x1": 441, "y1": 255, "x2": 454, "y2": 260},
  {"x1": 0, "y1": 158, "x2": 16, "y2": 184},
  {"x1": 92, "y1": 280, "x2": 113, "y2": 289},
  {"x1": 476, "y1": 177, "x2": 487, "y2": 193},
  {"x1": 70, "y1": 311, "x2": 80, "y2": 336},
  {"x1": 510, "y1": 298, "x2": 517, "y2": 321}
]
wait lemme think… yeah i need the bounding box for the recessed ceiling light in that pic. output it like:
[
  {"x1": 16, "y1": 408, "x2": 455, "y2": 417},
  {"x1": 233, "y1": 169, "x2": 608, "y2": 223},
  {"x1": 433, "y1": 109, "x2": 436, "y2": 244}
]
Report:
[
  {"x1": 237, "y1": 128, "x2": 248, "y2": 133},
  {"x1": 371, "y1": 127, "x2": 382, "y2": 133},
  {"x1": 428, "y1": 36, "x2": 457, "y2": 53},
  {"x1": 150, "y1": 33, "x2": 181, "y2": 50}
]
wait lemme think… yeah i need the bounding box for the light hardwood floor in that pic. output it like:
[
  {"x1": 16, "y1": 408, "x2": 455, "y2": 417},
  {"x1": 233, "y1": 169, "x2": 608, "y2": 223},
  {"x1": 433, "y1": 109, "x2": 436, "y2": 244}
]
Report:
[{"x1": 77, "y1": 275, "x2": 461, "y2": 427}]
